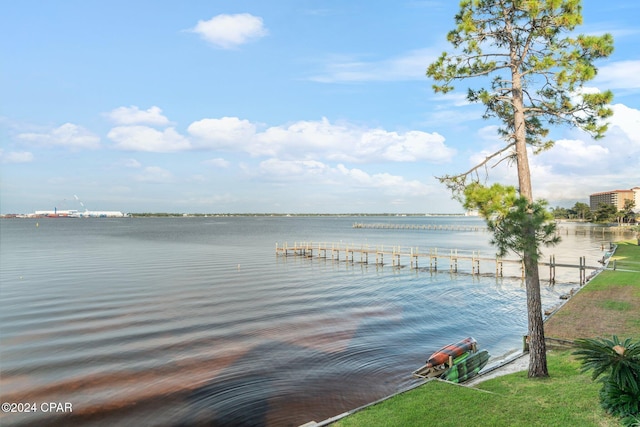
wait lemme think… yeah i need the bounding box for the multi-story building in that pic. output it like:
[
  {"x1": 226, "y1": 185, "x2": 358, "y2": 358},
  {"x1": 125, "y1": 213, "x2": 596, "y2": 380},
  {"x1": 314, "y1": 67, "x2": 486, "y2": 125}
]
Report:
[{"x1": 589, "y1": 188, "x2": 638, "y2": 212}]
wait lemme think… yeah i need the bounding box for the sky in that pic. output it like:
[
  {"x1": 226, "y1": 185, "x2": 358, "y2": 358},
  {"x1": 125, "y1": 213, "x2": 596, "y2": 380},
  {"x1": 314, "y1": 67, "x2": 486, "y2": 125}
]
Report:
[{"x1": 1, "y1": 0, "x2": 639, "y2": 214}]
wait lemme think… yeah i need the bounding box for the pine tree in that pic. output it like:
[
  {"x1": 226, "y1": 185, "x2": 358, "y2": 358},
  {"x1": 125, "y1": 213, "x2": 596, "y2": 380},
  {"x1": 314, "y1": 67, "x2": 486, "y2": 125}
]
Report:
[{"x1": 427, "y1": 0, "x2": 614, "y2": 377}]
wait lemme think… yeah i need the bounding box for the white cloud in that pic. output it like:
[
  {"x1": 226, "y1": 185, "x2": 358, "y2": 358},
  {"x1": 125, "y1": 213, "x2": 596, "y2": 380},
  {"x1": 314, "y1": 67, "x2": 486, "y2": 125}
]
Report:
[
  {"x1": 17, "y1": 123, "x2": 100, "y2": 149},
  {"x1": 466, "y1": 103, "x2": 640, "y2": 204},
  {"x1": 203, "y1": 157, "x2": 230, "y2": 168},
  {"x1": 134, "y1": 166, "x2": 174, "y2": 183},
  {"x1": 251, "y1": 117, "x2": 454, "y2": 163},
  {"x1": 0, "y1": 150, "x2": 33, "y2": 163},
  {"x1": 105, "y1": 114, "x2": 455, "y2": 162},
  {"x1": 335, "y1": 164, "x2": 433, "y2": 196},
  {"x1": 543, "y1": 139, "x2": 609, "y2": 167},
  {"x1": 609, "y1": 103, "x2": 640, "y2": 144},
  {"x1": 190, "y1": 13, "x2": 268, "y2": 49},
  {"x1": 107, "y1": 126, "x2": 191, "y2": 152},
  {"x1": 364, "y1": 129, "x2": 453, "y2": 162},
  {"x1": 106, "y1": 106, "x2": 170, "y2": 126},
  {"x1": 188, "y1": 117, "x2": 256, "y2": 149},
  {"x1": 255, "y1": 159, "x2": 432, "y2": 197}
]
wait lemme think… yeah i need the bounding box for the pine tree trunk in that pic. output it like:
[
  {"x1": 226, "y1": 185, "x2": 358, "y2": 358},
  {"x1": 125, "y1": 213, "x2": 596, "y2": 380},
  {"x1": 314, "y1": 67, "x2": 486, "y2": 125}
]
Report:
[
  {"x1": 512, "y1": 60, "x2": 549, "y2": 378},
  {"x1": 524, "y1": 248, "x2": 549, "y2": 377}
]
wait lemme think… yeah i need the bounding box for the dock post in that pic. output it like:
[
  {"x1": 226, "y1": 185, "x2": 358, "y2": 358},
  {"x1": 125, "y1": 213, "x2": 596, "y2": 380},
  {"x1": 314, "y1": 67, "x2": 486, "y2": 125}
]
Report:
[
  {"x1": 472, "y1": 251, "x2": 480, "y2": 275},
  {"x1": 549, "y1": 255, "x2": 555, "y2": 284},
  {"x1": 450, "y1": 249, "x2": 458, "y2": 273},
  {"x1": 454, "y1": 249, "x2": 458, "y2": 273},
  {"x1": 472, "y1": 251, "x2": 476, "y2": 275},
  {"x1": 410, "y1": 247, "x2": 414, "y2": 269},
  {"x1": 430, "y1": 248, "x2": 435, "y2": 271},
  {"x1": 434, "y1": 248, "x2": 438, "y2": 271}
]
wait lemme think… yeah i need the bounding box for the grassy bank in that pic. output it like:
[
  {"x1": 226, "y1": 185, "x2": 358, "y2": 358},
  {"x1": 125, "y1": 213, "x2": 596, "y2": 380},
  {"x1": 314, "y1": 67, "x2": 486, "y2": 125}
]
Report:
[
  {"x1": 333, "y1": 241, "x2": 639, "y2": 426},
  {"x1": 545, "y1": 240, "x2": 640, "y2": 341},
  {"x1": 336, "y1": 352, "x2": 618, "y2": 427}
]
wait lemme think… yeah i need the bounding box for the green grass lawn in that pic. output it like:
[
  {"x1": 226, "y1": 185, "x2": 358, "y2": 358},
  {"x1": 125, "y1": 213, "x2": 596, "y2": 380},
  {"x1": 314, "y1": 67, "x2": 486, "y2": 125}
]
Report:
[
  {"x1": 545, "y1": 240, "x2": 640, "y2": 341},
  {"x1": 607, "y1": 240, "x2": 640, "y2": 272},
  {"x1": 335, "y1": 352, "x2": 618, "y2": 427}
]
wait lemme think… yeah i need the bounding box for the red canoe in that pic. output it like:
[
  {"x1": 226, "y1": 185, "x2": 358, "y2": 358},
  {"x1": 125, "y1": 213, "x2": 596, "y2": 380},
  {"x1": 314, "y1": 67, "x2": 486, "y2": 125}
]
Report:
[
  {"x1": 413, "y1": 337, "x2": 478, "y2": 379},
  {"x1": 425, "y1": 337, "x2": 477, "y2": 368}
]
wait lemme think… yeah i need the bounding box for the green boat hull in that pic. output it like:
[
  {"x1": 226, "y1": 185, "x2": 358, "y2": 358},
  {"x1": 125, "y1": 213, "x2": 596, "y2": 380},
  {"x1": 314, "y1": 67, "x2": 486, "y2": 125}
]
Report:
[{"x1": 441, "y1": 350, "x2": 490, "y2": 383}]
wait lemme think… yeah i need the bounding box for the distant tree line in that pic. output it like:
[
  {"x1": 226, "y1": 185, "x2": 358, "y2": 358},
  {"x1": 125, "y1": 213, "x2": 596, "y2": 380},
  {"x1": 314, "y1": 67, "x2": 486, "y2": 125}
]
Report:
[{"x1": 550, "y1": 201, "x2": 636, "y2": 224}]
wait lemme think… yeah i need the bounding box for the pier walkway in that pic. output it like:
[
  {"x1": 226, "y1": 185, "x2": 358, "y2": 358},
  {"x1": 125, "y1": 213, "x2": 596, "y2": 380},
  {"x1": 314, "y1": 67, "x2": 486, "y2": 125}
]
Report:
[
  {"x1": 352, "y1": 222, "x2": 638, "y2": 236},
  {"x1": 275, "y1": 241, "x2": 602, "y2": 284},
  {"x1": 352, "y1": 223, "x2": 488, "y2": 232}
]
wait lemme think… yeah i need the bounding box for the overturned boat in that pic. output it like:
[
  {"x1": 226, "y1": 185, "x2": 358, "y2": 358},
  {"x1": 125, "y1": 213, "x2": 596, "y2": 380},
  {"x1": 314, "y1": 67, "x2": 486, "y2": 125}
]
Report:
[{"x1": 412, "y1": 337, "x2": 489, "y2": 383}]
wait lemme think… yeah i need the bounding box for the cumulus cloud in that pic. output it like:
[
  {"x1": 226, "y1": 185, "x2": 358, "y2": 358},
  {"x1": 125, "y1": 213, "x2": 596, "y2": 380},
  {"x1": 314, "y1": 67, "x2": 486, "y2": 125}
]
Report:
[
  {"x1": 542, "y1": 139, "x2": 609, "y2": 167},
  {"x1": 185, "y1": 117, "x2": 456, "y2": 163},
  {"x1": 0, "y1": 150, "x2": 34, "y2": 163},
  {"x1": 106, "y1": 106, "x2": 170, "y2": 126},
  {"x1": 17, "y1": 123, "x2": 100, "y2": 149},
  {"x1": 190, "y1": 13, "x2": 268, "y2": 49},
  {"x1": 335, "y1": 164, "x2": 433, "y2": 196},
  {"x1": 255, "y1": 158, "x2": 432, "y2": 197},
  {"x1": 107, "y1": 126, "x2": 191, "y2": 152},
  {"x1": 106, "y1": 113, "x2": 456, "y2": 163},
  {"x1": 252, "y1": 117, "x2": 454, "y2": 163},
  {"x1": 609, "y1": 103, "x2": 640, "y2": 144},
  {"x1": 188, "y1": 117, "x2": 257, "y2": 149},
  {"x1": 466, "y1": 102, "x2": 640, "y2": 205}
]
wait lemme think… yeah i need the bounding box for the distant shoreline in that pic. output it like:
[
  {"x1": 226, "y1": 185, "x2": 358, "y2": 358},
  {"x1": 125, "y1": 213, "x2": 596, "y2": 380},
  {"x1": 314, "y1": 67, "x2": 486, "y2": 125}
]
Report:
[{"x1": 2, "y1": 212, "x2": 471, "y2": 218}]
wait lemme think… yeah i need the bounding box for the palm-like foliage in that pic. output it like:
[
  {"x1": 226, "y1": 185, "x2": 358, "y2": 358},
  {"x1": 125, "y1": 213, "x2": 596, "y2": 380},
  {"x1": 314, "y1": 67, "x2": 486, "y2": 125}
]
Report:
[{"x1": 573, "y1": 336, "x2": 640, "y2": 419}]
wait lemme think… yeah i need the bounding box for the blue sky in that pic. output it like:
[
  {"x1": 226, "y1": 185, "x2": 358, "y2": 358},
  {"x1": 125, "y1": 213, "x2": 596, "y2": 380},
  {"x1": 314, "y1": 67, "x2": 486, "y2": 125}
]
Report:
[{"x1": 1, "y1": 0, "x2": 639, "y2": 214}]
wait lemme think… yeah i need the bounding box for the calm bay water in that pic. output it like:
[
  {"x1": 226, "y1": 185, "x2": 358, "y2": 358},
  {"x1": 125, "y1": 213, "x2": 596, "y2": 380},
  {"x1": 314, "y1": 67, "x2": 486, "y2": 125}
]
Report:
[{"x1": 0, "y1": 216, "x2": 607, "y2": 426}]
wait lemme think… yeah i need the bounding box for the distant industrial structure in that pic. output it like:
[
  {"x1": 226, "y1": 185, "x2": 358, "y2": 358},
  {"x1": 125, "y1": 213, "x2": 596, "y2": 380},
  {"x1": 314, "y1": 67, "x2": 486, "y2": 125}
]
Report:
[
  {"x1": 7, "y1": 195, "x2": 129, "y2": 218},
  {"x1": 31, "y1": 209, "x2": 127, "y2": 218},
  {"x1": 24, "y1": 209, "x2": 127, "y2": 218},
  {"x1": 589, "y1": 187, "x2": 640, "y2": 212}
]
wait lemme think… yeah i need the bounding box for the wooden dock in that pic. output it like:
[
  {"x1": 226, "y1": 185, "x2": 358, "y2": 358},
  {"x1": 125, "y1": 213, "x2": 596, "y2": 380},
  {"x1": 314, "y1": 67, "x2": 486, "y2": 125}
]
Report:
[
  {"x1": 275, "y1": 241, "x2": 602, "y2": 284},
  {"x1": 352, "y1": 222, "x2": 638, "y2": 236},
  {"x1": 352, "y1": 223, "x2": 488, "y2": 232}
]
